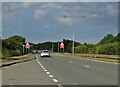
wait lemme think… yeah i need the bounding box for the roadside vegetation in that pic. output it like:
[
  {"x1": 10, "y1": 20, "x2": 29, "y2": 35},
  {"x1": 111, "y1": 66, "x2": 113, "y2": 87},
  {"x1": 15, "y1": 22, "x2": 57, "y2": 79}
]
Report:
[
  {"x1": 33, "y1": 33, "x2": 120, "y2": 55},
  {"x1": 2, "y1": 33, "x2": 120, "y2": 59},
  {"x1": 2, "y1": 35, "x2": 26, "y2": 59}
]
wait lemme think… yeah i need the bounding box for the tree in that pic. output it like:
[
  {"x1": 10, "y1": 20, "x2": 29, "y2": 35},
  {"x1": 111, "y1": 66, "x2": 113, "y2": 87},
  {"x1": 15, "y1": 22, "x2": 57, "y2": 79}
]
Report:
[
  {"x1": 75, "y1": 44, "x2": 89, "y2": 53},
  {"x1": 114, "y1": 33, "x2": 120, "y2": 42},
  {"x1": 95, "y1": 42, "x2": 120, "y2": 55},
  {"x1": 98, "y1": 34, "x2": 114, "y2": 45},
  {"x1": 2, "y1": 35, "x2": 25, "y2": 58}
]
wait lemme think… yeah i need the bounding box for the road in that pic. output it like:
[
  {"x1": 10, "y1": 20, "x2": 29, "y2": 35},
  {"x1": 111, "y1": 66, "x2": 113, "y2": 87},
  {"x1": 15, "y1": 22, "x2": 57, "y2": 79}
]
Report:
[{"x1": 2, "y1": 54, "x2": 118, "y2": 86}]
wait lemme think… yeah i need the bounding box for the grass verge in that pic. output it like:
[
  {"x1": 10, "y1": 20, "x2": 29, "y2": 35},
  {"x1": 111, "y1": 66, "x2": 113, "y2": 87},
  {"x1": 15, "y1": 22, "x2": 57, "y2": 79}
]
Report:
[{"x1": 2, "y1": 53, "x2": 36, "y2": 63}]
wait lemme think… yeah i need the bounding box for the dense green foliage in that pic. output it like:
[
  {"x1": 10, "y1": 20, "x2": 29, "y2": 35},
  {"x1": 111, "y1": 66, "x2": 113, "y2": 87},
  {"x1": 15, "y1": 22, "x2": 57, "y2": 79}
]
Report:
[
  {"x1": 2, "y1": 33, "x2": 120, "y2": 59},
  {"x1": 32, "y1": 39, "x2": 80, "y2": 53},
  {"x1": 32, "y1": 33, "x2": 120, "y2": 55},
  {"x1": 98, "y1": 34, "x2": 114, "y2": 45},
  {"x1": 2, "y1": 35, "x2": 25, "y2": 58},
  {"x1": 74, "y1": 33, "x2": 120, "y2": 55},
  {"x1": 75, "y1": 43, "x2": 94, "y2": 54},
  {"x1": 95, "y1": 42, "x2": 119, "y2": 55}
]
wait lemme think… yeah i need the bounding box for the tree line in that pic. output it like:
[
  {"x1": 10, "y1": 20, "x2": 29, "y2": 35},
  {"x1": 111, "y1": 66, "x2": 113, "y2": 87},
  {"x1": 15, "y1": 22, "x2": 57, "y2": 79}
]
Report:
[
  {"x1": 74, "y1": 33, "x2": 120, "y2": 55},
  {"x1": 2, "y1": 33, "x2": 120, "y2": 58},
  {"x1": 33, "y1": 33, "x2": 120, "y2": 55}
]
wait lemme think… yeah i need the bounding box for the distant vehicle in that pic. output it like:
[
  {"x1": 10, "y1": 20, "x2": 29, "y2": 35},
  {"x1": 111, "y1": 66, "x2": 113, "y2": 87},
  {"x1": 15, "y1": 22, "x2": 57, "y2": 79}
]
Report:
[
  {"x1": 40, "y1": 50, "x2": 50, "y2": 58},
  {"x1": 38, "y1": 50, "x2": 42, "y2": 53},
  {"x1": 32, "y1": 50, "x2": 38, "y2": 54}
]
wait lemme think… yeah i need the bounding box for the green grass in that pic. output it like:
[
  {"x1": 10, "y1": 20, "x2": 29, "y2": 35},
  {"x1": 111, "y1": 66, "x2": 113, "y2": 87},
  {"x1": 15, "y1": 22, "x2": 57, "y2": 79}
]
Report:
[
  {"x1": 2, "y1": 53, "x2": 33, "y2": 63},
  {"x1": 10, "y1": 54, "x2": 31, "y2": 59}
]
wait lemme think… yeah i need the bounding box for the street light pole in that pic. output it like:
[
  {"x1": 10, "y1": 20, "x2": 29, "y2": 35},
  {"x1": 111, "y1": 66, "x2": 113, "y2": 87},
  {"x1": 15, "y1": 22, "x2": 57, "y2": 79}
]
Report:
[
  {"x1": 52, "y1": 42, "x2": 54, "y2": 52},
  {"x1": 72, "y1": 17, "x2": 75, "y2": 54},
  {"x1": 57, "y1": 29, "x2": 63, "y2": 53},
  {"x1": 64, "y1": 15, "x2": 85, "y2": 54}
]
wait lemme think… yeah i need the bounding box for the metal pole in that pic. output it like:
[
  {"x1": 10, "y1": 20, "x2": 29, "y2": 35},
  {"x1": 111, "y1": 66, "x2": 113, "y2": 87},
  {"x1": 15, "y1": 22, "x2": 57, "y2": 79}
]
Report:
[
  {"x1": 63, "y1": 15, "x2": 85, "y2": 54},
  {"x1": 57, "y1": 29, "x2": 63, "y2": 53},
  {"x1": 58, "y1": 41, "x2": 59, "y2": 52},
  {"x1": 72, "y1": 17, "x2": 75, "y2": 54},
  {"x1": 52, "y1": 42, "x2": 53, "y2": 52}
]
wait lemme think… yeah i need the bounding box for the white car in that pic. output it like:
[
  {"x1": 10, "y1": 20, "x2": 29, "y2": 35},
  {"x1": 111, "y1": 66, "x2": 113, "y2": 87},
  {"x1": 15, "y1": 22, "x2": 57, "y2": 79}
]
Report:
[{"x1": 40, "y1": 50, "x2": 50, "y2": 58}]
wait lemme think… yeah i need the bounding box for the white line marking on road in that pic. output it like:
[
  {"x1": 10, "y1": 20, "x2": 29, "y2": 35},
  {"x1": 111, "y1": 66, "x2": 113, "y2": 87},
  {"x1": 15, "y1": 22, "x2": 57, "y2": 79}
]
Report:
[
  {"x1": 36, "y1": 55, "x2": 44, "y2": 68},
  {"x1": 46, "y1": 72, "x2": 50, "y2": 74},
  {"x1": 36, "y1": 54, "x2": 61, "y2": 85},
  {"x1": 49, "y1": 75, "x2": 53, "y2": 78},
  {"x1": 9, "y1": 83, "x2": 13, "y2": 85},
  {"x1": 53, "y1": 79, "x2": 58, "y2": 83},
  {"x1": 68, "y1": 61, "x2": 72, "y2": 63},
  {"x1": 58, "y1": 84, "x2": 64, "y2": 87},
  {"x1": 36, "y1": 59, "x2": 44, "y2": 67},
  {"x1": 41, "y1": 66, "x2": 44, "y2": 68},
  {"x1": 43, "y1": 68, "x2": 46, "y2": 70},
  {"x1": 3, "y1": 63, "x2": 22, "y2": 69},
  {"x1": 72, "y1": 56, "x2": 118, "y2": 65},
  {"x1": 44, "y1": 70, "x2": 47, "y2": 72},
  {"x1": 84, "y1": 65, "x2": 90, "y2": 68},
  {"x1": 3, "y1": 66, "x2": 10, "y2": 69},
  {"x1": 36, "y1": 55, "x2": 38, "y2": 59}
]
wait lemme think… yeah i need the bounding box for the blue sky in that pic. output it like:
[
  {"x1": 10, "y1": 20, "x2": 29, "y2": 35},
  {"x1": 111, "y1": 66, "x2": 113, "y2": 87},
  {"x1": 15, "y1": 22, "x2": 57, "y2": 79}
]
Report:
[{"x1": 2, "y1": 2, "x2": 118, "y2": 44}]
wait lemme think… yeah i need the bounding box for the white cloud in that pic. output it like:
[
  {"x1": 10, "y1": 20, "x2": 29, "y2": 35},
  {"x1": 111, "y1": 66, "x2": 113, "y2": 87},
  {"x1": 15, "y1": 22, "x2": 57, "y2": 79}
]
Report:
[
  {"x1": 89, "y1": 14, "x2": 97, "y2": 18},
  {"x1": 21, "y1": 2, "x2": 37, "y2": 8},
  {"x1": 2, "y1": 2, "x2": 38, "y2": 21},
  {"x1": 34, "y1": 9, "x2": 47, "y2": 19},
  {"x1": 44, "y1": 25, "x2": 51, "y2": 28},
  {"x1": 56, "y1": 17, "x2": 74, "y2": 27},
  {"x1": 106, "y1": 4, "x2": 118, "y2": 16},
  {"x1": 2, "y1": 0, "x2": 119, "y2": 2},
  {"x1": 0, "y1": 2, "x2": 2, "y2": 22}
]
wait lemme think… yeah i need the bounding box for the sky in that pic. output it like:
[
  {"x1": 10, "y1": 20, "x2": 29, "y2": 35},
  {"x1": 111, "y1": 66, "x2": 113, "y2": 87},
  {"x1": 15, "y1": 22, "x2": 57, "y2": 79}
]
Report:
[{"x1": 2, "y1": 2, "x2": 119, "y2": 44}]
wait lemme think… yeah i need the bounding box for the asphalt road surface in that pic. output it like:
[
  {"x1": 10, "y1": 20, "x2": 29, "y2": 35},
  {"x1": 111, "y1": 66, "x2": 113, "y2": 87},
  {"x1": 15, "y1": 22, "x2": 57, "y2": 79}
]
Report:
[{"x1": 2, "y1": 54, "x2": 118, "y2": 86}]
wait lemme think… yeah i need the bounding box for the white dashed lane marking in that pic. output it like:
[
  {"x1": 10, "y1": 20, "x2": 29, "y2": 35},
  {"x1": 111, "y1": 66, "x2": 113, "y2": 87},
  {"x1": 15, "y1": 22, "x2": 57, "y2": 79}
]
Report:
[
  {"x1": 84, "y1": 65, "x2": 90, "y2": 68},
  {"x1": 44, "y1": 70, "x2": 48, "y2": 72},
  {"x1": 53, "y1": 79, "x2": 58, "y2": 83},
  {"x1": 46, "y1": 72, "x2": 50, "y2": 74},
  {"x1": 36, "y1": 54, "x2": 61, "y2": 84},
  {"x1": 43, "y1": 68, "x2": 46, "y2": 70},
  {"x1": 68, "y1": 61, "x2": 72, "y2": 63},
  {"x1": 49, "y1": 75, "x2": 53, "y2": 78}
]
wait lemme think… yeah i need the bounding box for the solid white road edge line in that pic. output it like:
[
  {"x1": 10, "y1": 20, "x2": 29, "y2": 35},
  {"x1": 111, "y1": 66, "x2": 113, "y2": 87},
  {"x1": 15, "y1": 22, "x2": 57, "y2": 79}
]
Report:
[{"x1": 36, "y1": 55, "x2": 44, "y2": 68}]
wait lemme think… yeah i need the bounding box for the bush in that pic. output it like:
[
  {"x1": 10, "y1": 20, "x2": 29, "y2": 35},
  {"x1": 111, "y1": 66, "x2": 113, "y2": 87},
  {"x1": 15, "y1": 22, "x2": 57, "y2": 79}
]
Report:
[
  {"x1": 75, "y1": 45, "x2": 89, "y2": 53},
  {"x1": 10, "y1": 50, "x2": 22, "y2": 56},
  {"x1": 2, "y1": 48, "x2": 11, "y2": 59},
  {"x1": 2, "y1": 35, "x2": 25, "y2": 58},
  {"x1": 96, "y1": 42, "x2": 120, "y2": 55}
]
